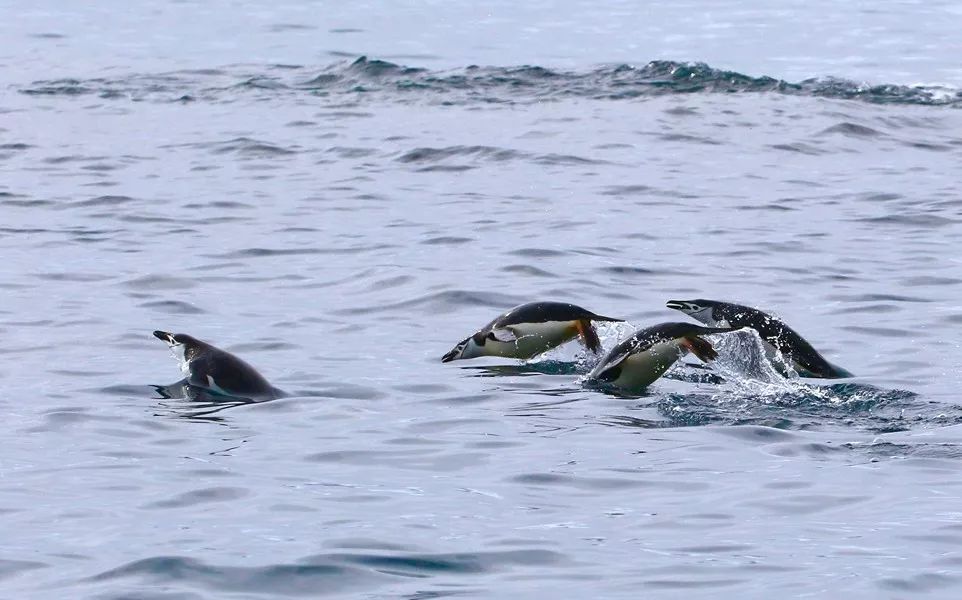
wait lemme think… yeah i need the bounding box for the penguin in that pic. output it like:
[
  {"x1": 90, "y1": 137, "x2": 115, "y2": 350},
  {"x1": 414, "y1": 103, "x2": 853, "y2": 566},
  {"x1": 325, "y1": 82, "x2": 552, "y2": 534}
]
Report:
[
  {"x1": 152, "y1": 330, "x2": 283, "y2": 399},
  {"x1": 441, "y1": 301, "x2": 624, "y2": 362},
  {"x1": 665, "y1": 299, "x2": 853, "y2": 379},
  {"x1": 588, "y1": 322, "x2": 735, "y2": 390}
]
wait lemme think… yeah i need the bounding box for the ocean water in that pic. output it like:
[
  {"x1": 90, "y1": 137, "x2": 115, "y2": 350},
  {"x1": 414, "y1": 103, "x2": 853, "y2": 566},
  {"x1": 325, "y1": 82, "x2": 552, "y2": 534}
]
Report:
[{"x1": 3, "y1": 2, "x2": 962, "y2": 598}]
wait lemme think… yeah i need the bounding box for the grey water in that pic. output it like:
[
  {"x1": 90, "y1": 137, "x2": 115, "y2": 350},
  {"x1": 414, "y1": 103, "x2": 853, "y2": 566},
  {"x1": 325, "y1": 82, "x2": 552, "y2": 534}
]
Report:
[{"x1": 3, "y1": 1, "x2": 962, "y2": 598}]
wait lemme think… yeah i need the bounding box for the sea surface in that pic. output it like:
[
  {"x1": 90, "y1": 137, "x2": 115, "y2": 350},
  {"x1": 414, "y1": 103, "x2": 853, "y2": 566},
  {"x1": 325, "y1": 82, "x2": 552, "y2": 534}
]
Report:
[{"x1": 3, "y1": 2, "x2": 962, "y2": 598}]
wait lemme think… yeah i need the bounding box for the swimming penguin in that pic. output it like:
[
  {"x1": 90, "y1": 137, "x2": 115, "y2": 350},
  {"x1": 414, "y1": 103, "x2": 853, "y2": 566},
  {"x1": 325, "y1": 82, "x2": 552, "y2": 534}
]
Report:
[
  {"x1": 665, "y1": 299, "x2": 853, "y2": 379},
  {"x1": 588, "y1": 322, "x2": 735, "y2": 390},
  {"x1": 152, "y1": 330, "x2": 283, "y2": 399},
  {"x1": 441, "y1": 301, "x2": 624, "y2": 362}
]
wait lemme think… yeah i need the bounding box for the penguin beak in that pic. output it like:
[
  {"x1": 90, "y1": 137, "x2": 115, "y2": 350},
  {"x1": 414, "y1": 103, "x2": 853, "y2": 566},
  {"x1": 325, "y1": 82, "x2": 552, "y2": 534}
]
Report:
[
  {"x1": 666, "y1": 300, "x2": 688, "y2": 311},
  {"x1": 441, "y1": 339, "x2": 468, "y2": 363},
  {"x1": 153, "y1": 330, "x2": 175, "y2": 344}
]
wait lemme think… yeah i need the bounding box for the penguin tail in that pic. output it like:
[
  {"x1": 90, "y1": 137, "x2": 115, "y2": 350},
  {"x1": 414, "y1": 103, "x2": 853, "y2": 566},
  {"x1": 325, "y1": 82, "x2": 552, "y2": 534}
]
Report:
[
  {"x1": 576, "y1": 319, "x2": 604, "y2": 353},
  {"x1": 682, "y1": 336, "x2": 718, "y2": 362},
  {"x1": 823, "y1": 362, "x2": 855, "y2": 379}
]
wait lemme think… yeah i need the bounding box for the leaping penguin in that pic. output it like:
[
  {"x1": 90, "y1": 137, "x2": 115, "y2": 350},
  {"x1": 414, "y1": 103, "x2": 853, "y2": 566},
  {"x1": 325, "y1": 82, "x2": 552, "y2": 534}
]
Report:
[
  {"x1": 441, "y1": 301, "x2": 624, "y2": 362},
  {"x1": 153, "y1": 330, "x2": 283, "y2": 399},
  {"x1": 665, "y1": 299, "x2": 853, "y2": 379},
  {"x1": 587, "y1": 322, "x2": 734, "y2": 390}
]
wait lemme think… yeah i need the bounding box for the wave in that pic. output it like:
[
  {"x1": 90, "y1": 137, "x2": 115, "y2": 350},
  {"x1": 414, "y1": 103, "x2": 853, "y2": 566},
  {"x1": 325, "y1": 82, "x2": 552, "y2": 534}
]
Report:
[{"x1": 18, "y1": 56, "x2": 962, "y2": 107}]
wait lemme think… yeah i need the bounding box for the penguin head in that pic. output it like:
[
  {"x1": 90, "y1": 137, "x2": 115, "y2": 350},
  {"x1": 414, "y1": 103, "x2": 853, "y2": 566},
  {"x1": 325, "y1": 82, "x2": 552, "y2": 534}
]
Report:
[
  {"x1": 153, "y1": 330, "x2": 203, "y2": 366},
  {"x1": 665, "y1": 299, "x2": 719, "y2": 325},
  {"x1": 441, "y1": 333, "x2": 485, "y2": 362}
]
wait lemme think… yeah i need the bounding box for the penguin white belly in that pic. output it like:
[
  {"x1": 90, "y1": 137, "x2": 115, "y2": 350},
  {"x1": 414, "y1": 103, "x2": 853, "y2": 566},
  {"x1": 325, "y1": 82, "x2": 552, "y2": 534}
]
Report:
[
  {"x1": 609, "y1": 341, "x2": 684, "y2": 389},
  {"x1": 488, "y1": 320, "x2": 579, "y2": 359}
]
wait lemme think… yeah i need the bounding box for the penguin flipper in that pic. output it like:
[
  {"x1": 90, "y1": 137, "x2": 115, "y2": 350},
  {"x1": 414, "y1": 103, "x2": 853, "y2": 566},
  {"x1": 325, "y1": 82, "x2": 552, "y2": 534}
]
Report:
[
  {"x1": 488, "y1": 328, "x2": 518, "y2": 343},
  {"x1": 681, "y1": 336, "x2": 719, "y2": 362},
  {"x1": 575, "y1": 319, "x2": 603, "y2": 353}
]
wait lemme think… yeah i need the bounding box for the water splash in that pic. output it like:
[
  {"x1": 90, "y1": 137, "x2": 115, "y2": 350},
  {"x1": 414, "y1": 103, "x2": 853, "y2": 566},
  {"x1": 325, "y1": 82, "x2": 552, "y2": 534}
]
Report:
[{"x1": 18, "y1": 57, "x2": 962, "y2": 107}]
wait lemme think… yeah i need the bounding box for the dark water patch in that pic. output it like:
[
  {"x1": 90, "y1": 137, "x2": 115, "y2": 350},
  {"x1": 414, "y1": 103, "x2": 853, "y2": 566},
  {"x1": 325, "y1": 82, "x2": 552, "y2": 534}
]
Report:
[
  {"x1": 228, "y1": 341, "x2": 299, "y2": 352},
  {"x1": 125, "y1": 275, "x2": 198, "y2": 290},
  {"x1": 415, "y1": 164, "x2": 476, "y2": 172},
  {"x1": 182, "y1": 200, "x2": 253, "y2": 209},
  {"x1": 140, "y1": 300, "x2": 206, "y2": 315},
  {"x1": 331, "y1": 289, "x2": 522, "y2": 316},
  {"x1": 0, "y1": 559, "x2": 47, "y2": 581},
  {"x1": 747, "y1": 492, "x2": 870, "y2": 515},
  {"x1": 143, "y1": 487, "x2": 249, "y2": 509},
  {"x1": 70, "y1": 195, "x2": 136, "y2": 208},
  {"x1": 88, "y1": 555, "x2": 376, "y2": 595},
  {"x1": 879, "y1": 572, "x2": 961, "y2": 593},
  {"x1": 0, "y1": 192, "x2": 47, "y2": 207},
  {"x1": 43, "y1": 154, "x2": 113, "y2": 164},
  {"x1": 601, "y1": 184, "x2": 651, "y2": 196},
  {"x1": 507, "y1": 248, "x2": 566, "y2": 258},
  {"x1": 830, "y1": 292, "x2": 933, "y2": 303},
  {"x1": 90, "y1": 549, "x2": 561, "y2": 595},
  {"x1": 843, "y1": 441, "x2": 962, "y2": 461},
  {"x1": 366, "y1": 274, "x2": 414, "y2": 291},
  {"x1": 818, "y1": 122, "x2": 884, "y2": 138},
  {"x1": 115, "y1": 213, "x2": 192, "y2": 224},
  {"x1": 267, "y1": 23, "x2": 317, "y2": 32},
  {"x1": 304, "y1": 448, "x2": 486, "y2": 471},
  {"x1": 35, "y1": 272, "x2": 114, "y2": 282},
  {"x1": 213, "y1": 244, "x2": 395, "y2": 258},
  {"x1": 332, "y1": 548, "x2": 562, "y2": 575},
  {"x1": 21, "y1": 78, "x2": 95, "y2": 96},
  {"x1": 325, "y1": 539, "x2": 414, "y2": 552},
  {"x1": 500, "y1": 264, "x2": 556, "y2": 278},
  {"x1": 899, "y1": 275, "x2": 962, "y2": 286},
  {"x1": 598, "y1": 266, "x2": 660, "y2": 276},
  {"x1": 901, "y1": 140, "x2": 954, "y2": 152},
  {"x1": 325, "y1": 146, "x2": 377, "y2": 159},
  {"x1": 421, "y1": 236, "x2": 473, "y2": 245},
  {"x1": 856, "y1": 214, "x2": 957, "y2": 228},
  {"x1": 769, "y1": 142, "x2": 825, "y2": 155},
  {"x1": 397, "y1": 145, "x2": 522, "y2": 164},
  {"x1": 735, "y1": 202, "x2": 797, "y2": 212},
  {"x1": 206, "y1": 137, "x2": 298, "y2": 158},
  {"x1": 233, "y1": 76, "x2": 289, "y2": 91},
  {"x1": 0, "y1": 143, "x2": 32, "y2": 161},
  {"x1": 658, "y1": 132, "x2": 722, "y2": 145},
  {"x1": 392, "y1": 383, "x2": 455, "y2": 395},
  {"x1": 832, "y1": 302, "x2": 901, "y2": 315},
  {"x1": 532, "y1": 153, "x2": 606, "y2": 165},
  {"x1": 839, "y1": 325, "x2": 914, "y2": 337},
  {"x1": 509, "y1": 472, "x2": 669, "y2": 491}
]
